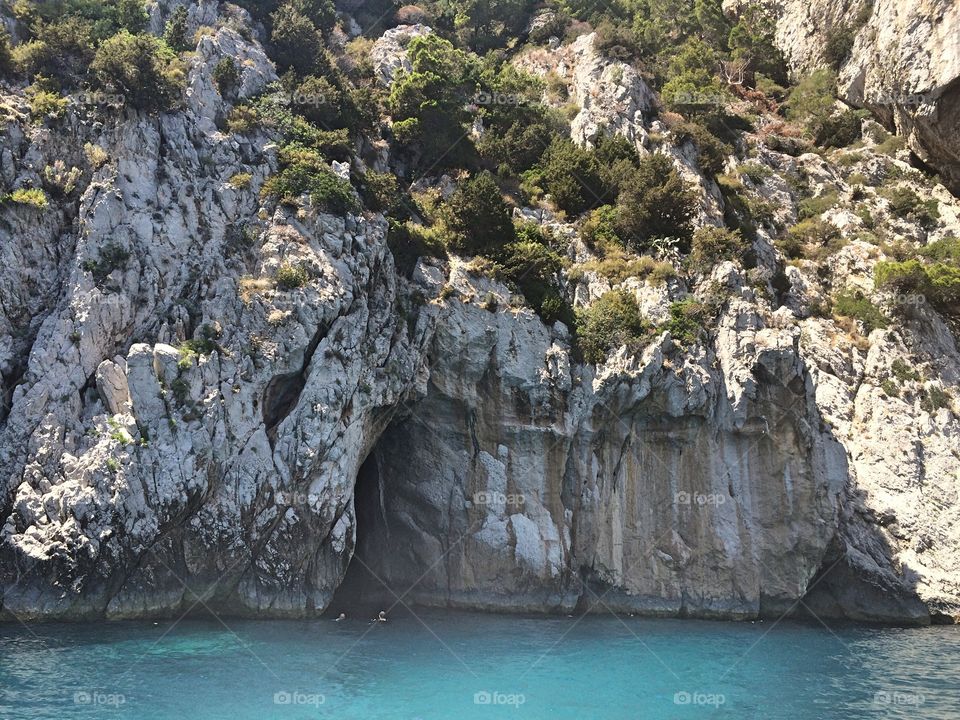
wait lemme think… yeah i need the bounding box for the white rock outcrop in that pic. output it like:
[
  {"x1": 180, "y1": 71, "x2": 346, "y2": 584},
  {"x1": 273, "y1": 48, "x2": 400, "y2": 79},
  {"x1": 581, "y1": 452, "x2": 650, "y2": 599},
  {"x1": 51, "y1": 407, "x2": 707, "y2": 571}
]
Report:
[{"x1": 1, "y1": 2, "x2": 958, "y2": 627}]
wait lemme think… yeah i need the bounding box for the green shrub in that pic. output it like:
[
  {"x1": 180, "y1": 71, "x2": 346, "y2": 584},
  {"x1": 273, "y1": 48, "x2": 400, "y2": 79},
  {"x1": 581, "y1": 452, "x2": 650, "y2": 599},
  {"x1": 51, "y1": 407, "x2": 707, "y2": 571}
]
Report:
[
  {"x1": 4, "y1": 187, "x2": 49, "y2": 209},
  {"x1": 798, "y1": 191, "x2": 839, "y2": 220},
  {"x1": 920, "y1": 236, "x2": 960, "y2": 263},
  {"x1": 785, "y1": 68, "x2": 862, "y2": 145},
  {"x1": 690, "y1": 226, "x2": 749, "y2": 267},
  {"x1": 163, "y1": 6, "x2": 190, "y2": 51},
  {"x1": 42, "y1": 161, "x2": 83, "y2": 196},
  {"x1": 576, "y1": 290, "x2": 648, "y2": 364},
  {"x1": 90, "y1": 31, "x2": 184, "y2": 111},
  {"x1": 213, "y1": 57, "x2": 240, "y2": 96},
  {"x1": 779, "y1": 217, "x2": 843, "y2": 260},
  {"x1": 580, "y1": 205, "x2": 621, "y2": 248},
  {"x1": 739, "y1": 163, "x2": 772, "y2": 184},
  {"x1": 495, "y1": 228, "x2": 571, "y2": 325},
  {"x1": 615, "y1": 154, "x2": 697, "y2": 251},
  {"x1": 388, "y1": 34, "x2": 478, "y2": 172},
  {"x1": 270, "y1": 5, "x2": 325, "y2": 75},
  {"x1": 594, "y1": 18, "x2": 642, "y2": 60},
  {"x1": 920, "y1": 386, "x2": 952, "y2": 413},
  {"x1": 387, "y1": 219, "x2": 449, "y2": 278},
  {"x1": 81, "y1": 242, "x2": 130, "y2": 282},
  {"x1": 275, "y1": 262, "x2": 310, "y2": 290},
  {"x1": 0, "y1": 31, "x2": 13, "y2": 76},
  {"x1": 880, "y1": 379, "x2": 899, "y2": 397},
  {"x1": 717, "y1": 173, "x2": 759, "y2": 241},
  {"x1": 538, "y1": 137, "x2": 607, "y2": 216},
  {"x1": 115, "y1": 0, "x2": 148, "y2": 33},
  {"x1": 891, "y1": 359, "x2": 920, "y2": 383},
  {"x1": 823, "y1": 25, "x2": 855, "y2": 70},
  {"x1": 359, "y1": 170, "x2": 402, "y2": 214},
  {"x1": 673, "y1": 122, "x2": 731, "y2": 176},
  {"x1": 261, "y1": 145, "x2": 358, "y2": 213},
  {"x1": 26, "y1": 79, "x2": 69, "y2": 118},
  {"x1": 13, "y1": 17, "x2": 98, "y2": 80},
  {"x1": 444, "y1": 171, "x2": 515, "y2": 253},
  {"x1": 227, "y1": 104, "x2": 260, "y2": 133},
  {"x1": 290, "y1": 74, "x2": 348, "y2": 128},
  {"x1": 833, "y1": 289, "x2": 888, "y2": 333},
  {"x1": 228, "y1": 173, "x2": 252, "y2": 189},
  {"x1": 659, "y1": 37, "x2": 729, "y2": 114},
  {"x1": 726, "y1": 5, "x2": 788, "y2": 84},
  {"x1": 882, "y1": 186, "x2": 940, "y2": 230},
  {"x1": 666, "y1": 299, "x2": 709, "y2": 346},
  {"x1": 813, "y1": 108, "x2": 867, "y2": 148},
  {"x1": 786, "y1": 68, "x2": 836, "y2": 124}
]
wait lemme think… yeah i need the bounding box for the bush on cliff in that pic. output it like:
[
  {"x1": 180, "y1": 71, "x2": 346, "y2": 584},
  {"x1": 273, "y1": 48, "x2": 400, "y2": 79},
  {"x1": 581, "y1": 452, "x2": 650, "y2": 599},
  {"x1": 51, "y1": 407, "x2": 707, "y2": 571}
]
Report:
[
  {"x1": 444, "y1": 171, "x2": 515, "y2": 253},
  {"x1": 261, "y1": 145, "x2": 358, "y2": 213},
  {"x1": 388, "y1": 34, "x2": 478, "y2": 172},
  {"x1": 614, "y1": 154, "x2": 697, "y2": 252},
  {"x1": 576, "y1": 290, "x2": 649, "y2": 364},
  {"x1": 90, "y1": 31, "x2": 184, "y2": 111}
]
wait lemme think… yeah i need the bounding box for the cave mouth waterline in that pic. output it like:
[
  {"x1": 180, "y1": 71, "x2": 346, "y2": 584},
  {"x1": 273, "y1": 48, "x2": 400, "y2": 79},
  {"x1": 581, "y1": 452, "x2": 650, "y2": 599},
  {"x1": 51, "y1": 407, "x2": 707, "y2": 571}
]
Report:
[{"x1": 325, "y1": 450, "x2": 396, "y2": 617}]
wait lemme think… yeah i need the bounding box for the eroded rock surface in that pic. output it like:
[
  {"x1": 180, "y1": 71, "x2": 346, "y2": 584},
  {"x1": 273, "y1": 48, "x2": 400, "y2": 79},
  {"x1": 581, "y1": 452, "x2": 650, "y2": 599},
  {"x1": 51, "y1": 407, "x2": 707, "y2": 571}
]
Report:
[
  {"x1": 1, "y1": 2, "x2": 958, "y2": 626},
  {"x1": 764, "y1": 0, "x2": 960, "y2": 194}
]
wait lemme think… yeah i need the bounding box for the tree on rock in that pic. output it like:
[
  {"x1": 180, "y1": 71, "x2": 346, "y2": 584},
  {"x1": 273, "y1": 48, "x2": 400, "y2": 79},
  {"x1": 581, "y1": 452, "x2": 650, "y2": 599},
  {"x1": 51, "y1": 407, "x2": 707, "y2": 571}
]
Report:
[
  {"x1": 615, "y1": 154, "x2": 697, "y2": 251},
  {"x1": 90, "y1": 31, "x2": 184, "y2": 112},
  {"x1": 445, "y1": 172, "x2": 515, "y2": 253}
]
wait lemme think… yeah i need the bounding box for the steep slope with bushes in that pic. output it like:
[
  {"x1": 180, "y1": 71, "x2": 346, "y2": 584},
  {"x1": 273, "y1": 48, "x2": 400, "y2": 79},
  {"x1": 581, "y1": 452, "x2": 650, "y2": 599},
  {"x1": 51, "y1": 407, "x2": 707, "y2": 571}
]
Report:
[{"x1": 0, "y1": 0, "x2": 957, "y2": 624}]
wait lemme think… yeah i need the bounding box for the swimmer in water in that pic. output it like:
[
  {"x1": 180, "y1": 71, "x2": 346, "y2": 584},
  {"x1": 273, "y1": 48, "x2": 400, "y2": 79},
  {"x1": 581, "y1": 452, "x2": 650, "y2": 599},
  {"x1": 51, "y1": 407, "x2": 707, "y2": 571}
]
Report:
[
  {"x1": 335, "y1": 613, "x2": 346, "y2": 622},
  {"x1": 375, "y1": 610, "x2": 387, "y2": 622}
]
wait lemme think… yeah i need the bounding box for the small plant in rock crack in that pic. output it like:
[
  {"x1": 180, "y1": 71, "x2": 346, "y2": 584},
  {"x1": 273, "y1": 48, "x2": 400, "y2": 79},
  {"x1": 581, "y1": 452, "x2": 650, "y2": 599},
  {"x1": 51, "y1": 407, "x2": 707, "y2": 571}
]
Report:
[
  {"x1": 890, "y1": 359, "x2": 921, "y2": 384},
  {"x1": 82, "y1": 243, "x2": 130, "y2": 283},
  {"x1": 3, "y1": 187, "x2": 49, "y2": 209},
  {"x1": 177, "y1": 339, "x2": 217, "y2": 370},
  {"x1": 275, "y1": 262, "x2": 310, "y2": 290},
  {"x1": 228, "y1": 172, "x2": 253, "y2": 190},
  {"x1": 170, "y1": 377, "x2": 190, "y2": 405},
  {"x1": 880, "y1": 379, "x2": 900, "y2": 398},
  {"x1": 920, "y1": 386, "x2": 952, "y2": 413},
  {"x1": 213, "y1": 57, "x2": 240, "y2": 96},
  {"x1": 107, "y1": 417, "x2": 133, "y2": 446}
]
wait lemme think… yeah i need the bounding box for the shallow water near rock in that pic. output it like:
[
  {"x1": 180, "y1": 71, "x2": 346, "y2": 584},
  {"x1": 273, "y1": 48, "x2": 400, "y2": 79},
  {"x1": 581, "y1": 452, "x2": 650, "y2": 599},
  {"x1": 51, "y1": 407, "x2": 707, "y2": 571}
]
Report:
[{"x1": 1, "y1": 609, "x2": 958, "y2": 718}]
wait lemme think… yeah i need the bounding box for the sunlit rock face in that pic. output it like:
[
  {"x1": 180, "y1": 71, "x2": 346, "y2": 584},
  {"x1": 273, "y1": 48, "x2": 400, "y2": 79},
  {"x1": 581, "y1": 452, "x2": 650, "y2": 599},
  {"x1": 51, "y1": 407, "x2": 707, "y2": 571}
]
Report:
[
  {"x1": 1, "y1": 1, "x2": 959, "y2": 626},
  {"x1": 757, "y1": 0, "x2": 960, "y2": 194}
]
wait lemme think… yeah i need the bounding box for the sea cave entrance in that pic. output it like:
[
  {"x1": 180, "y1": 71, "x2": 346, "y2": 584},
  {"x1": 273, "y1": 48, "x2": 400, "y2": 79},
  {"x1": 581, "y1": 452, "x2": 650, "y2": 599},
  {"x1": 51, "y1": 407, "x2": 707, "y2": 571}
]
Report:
[{"x1": 326, "y1": 449, "x2": 397, "y2": 617}]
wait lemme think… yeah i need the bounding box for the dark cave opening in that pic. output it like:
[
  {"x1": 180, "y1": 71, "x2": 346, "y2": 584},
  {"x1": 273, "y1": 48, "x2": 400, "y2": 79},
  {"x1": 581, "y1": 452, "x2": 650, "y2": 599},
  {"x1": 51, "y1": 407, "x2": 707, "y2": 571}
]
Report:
[{"x1": 326, "y1": 450, "x2": 396, "y2": 617}]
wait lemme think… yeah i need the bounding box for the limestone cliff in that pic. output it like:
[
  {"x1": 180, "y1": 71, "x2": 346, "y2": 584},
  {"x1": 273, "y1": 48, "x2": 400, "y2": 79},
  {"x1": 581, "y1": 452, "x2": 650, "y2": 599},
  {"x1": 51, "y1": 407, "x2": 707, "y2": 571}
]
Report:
[
  {"x1": 755, "y1": 0, "x2": 960, "y2": 194},
  {"x1": 0, "y1": 1, "x2": 957, "y2": 626}
]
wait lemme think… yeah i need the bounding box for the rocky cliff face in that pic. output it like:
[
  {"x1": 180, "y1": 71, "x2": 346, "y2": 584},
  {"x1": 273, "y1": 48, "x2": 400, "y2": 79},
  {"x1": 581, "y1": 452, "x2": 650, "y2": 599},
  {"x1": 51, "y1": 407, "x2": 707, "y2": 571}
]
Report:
[
  {"x1": 760, "y1": 0, "x2": 960, "y2": 194},
  {"x1": 1, "y1": 1, "x2": 958, "y2": 625}
]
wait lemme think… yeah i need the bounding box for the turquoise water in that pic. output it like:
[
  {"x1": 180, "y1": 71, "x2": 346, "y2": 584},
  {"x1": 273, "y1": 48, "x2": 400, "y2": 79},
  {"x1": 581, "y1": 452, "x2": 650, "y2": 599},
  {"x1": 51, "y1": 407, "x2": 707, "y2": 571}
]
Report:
[{"x1": 1, "y1": 610, "x2": 958, "y2": 719}]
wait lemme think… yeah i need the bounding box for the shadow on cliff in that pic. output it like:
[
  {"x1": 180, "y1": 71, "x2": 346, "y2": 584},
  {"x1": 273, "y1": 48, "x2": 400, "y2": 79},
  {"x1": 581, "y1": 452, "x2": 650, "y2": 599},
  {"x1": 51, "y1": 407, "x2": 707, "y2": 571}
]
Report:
[
  {"x1": 325, "y1": 451, "x2": 394, "y2": 616},
  {"x1": 796, "y1": 488, "x2": 935, "y2": 627}
]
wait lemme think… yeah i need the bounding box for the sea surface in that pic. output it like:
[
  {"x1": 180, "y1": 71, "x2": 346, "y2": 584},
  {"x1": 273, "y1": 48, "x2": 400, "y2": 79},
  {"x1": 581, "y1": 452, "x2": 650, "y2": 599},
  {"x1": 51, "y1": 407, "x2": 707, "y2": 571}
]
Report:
[{"x1": 1, "y1": 609, "x2": 958, "y2": 719}]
